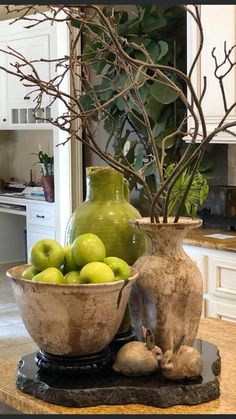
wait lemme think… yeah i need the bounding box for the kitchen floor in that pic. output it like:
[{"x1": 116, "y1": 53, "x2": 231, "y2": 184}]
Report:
[{"x1": 0, "y1": 262, "x2": 37, "y2": 413}]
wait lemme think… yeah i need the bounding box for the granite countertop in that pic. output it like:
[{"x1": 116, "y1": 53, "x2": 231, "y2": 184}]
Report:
[
  {"x1": 0, "y1": 318, "x2": 235, "y2": 414},
  {"x1": 184, "y1": 228, "x2": 236, "y2": 252}
]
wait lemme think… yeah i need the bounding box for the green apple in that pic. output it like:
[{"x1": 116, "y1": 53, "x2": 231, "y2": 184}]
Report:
[
  {"x1": 21, "y1": 265, "x2": 39, "y2": 280},
  {"x1": 29, "y1": 239, "x2": 64, "y2": 271},
  {"x1": 64, "y1": 244, "x2": 78, "y2": 274},
  {"x1": 72, "y1": 233, "x2": 106, "y2": 267},
  {"x1": 103, "y1": 256, "x2": 131, "y2": 279},
  {"x1": 65, "y1": 270, "x2": 82, "y2": 285},
  {"x1": 80, "y1": 261, "x2": 115, "y2": 284},
  {"x1": 32, "y1": 267, "x2": 65, "y2": 284}
]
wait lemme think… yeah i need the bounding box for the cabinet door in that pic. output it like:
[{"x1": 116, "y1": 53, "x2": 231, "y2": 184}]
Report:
[
  {"x1": 0, "y1": 41, "x2": 8, "y2": 127},
  {"x1": 27, "y1": 203, "x2": 56, "y2": 229},
  {"x1": 187, "y1": 5, "x2": 236, "y2": 143},
  {"x1": 27, "y1": 226, "x2": 56, "y2": 261},
  {"x1": 6, "y1": 34, "x2": 51, "y2": 125},
  {"x1": 208, "y1": 255, "x2": 236, "y2": 301},
  {"x1": 206, "y1": 298, "x2": 236, "y2": 323}
]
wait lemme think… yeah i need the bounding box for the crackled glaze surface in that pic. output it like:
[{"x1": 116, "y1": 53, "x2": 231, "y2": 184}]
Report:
[{"x1": 129, "y1": 218, "x2": 203, "y2": 352}]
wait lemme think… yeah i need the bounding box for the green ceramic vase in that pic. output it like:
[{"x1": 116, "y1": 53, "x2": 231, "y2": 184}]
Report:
[{"x1": 65, "y1": 166, "x2": 146, "y2": 266}]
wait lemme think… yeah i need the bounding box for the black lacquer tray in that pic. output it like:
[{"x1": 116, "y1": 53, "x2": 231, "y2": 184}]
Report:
[{"x1": 16, "y1": 339, "x2": 220, "y2": 408}]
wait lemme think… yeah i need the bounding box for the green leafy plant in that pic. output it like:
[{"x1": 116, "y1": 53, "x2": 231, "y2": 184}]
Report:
[
  {"x1": 81, "y1": 5, "x2": 212, "y2": 216},
  {"x1": 165, "y1": 164, "x2": 209, "y2": 218},
  {"x1": 32, "y1": 151, "x2": 54, "y2": 176},
  {"x1": 82, "y1": 5, "x2": 187, "y2": 207}
]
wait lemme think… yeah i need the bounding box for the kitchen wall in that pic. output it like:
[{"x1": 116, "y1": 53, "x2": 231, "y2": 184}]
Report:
[
  {"x1": 228, "y1": 144, "x2": 236, "y2": 186},
  {"x1": 0, "y1": 130, "x2": 53, "y2": 185},
  {"x1": 205, "y1": 144, "x2": 228, "y2": 186}
]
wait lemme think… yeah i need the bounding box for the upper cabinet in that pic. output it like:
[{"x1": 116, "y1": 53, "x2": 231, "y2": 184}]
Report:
[
  {"x1": 0, "y1": 16, "x2": 53, "y2": 129},
  {"x1": 0, "y1": 13, "x2": 77, "y2": 246},
  {"x1": 0, "y1": 40, "x2": 7, "y2": 127},
  {"x1": 187, "y1": 5, "x2": 236, "y2": 143}
]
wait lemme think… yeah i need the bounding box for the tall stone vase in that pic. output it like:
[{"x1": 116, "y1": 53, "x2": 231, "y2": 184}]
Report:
[{"x1": 129, "y1": 217, "x2": 203, "y2": 353}]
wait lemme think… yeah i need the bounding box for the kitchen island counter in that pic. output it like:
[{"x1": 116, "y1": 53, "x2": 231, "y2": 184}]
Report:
[
  {"x1": 0, "y1": 317, "x2": 235, "y2": 414},
  {"x1": 185, "y1": 227, "x2": 236, "y2": 253}
]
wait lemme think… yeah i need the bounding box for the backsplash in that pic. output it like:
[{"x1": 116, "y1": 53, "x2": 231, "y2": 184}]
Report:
[
  {"x1": 0, "y1": 130, "x2": 53, "y2": 185},
  {"x1": 228, "y1": 144, "x2": 236, "y2": 186}
]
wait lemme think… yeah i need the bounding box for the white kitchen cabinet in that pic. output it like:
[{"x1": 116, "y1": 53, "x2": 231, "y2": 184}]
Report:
[
  {"x1": 207, "y1": 254, "x2": 236, "y2": 301},
  {"x1": 184, "y1": 244, "x2": 236, "y2": 322},
  {"x1": 0, "y1": 12, "x2": 81, "y2": 247},
  {"x1": 206, "y1": 298, "x2": 236, "y2": 323},
  {"x1": 0, "y1": 15, "x2": 53, "y2": 129},
  {"x1": 0, "y1": 12, "x2": 77, "y2": 246},
  {"x1": 187, "y1": 5, "x2": 236, "y2": 143},
  {"x1": 0, "y1": 41, "x2": 8, "y2": 127},
  {"x1": 27, "y1": 203, "x2": 56, "y2": 229},
  {"x1": 6, "y1": 35, "x2": 51, "y2": 123}
]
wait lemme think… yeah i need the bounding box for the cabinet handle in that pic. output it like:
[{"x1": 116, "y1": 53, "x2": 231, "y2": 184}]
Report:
[
  {"x1": 3, "y1": 118, "x2": 6, "y2": 122},
  {"x1": 24, "y1": 96, "x2": 30, "y2": 100},
  {"x1": 36, "y1": 214, "x2": 45, "y2": 219}
]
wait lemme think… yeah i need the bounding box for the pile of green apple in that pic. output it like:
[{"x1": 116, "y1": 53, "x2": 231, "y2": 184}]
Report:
[{"x1": 22, "y1": 233, "x2": 131, "y2": 285}]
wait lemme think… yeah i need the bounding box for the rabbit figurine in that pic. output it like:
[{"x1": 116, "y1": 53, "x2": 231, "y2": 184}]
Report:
[
  {"x1": 161, "y1": 337, "x2": 203, "y2": 380},
  {"x1": 113, "y1": 328, "x2": 163, "y2": 376}
]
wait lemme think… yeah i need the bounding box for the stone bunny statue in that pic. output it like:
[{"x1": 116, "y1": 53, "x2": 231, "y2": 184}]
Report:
[
  {"x1": 113, "y1": 328, "x2": 163, "y2": 376},
  {"x1": 160, "y1": 336, "x2": 203, "y2": 380}
]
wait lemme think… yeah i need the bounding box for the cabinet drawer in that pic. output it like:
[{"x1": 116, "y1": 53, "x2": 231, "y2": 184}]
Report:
[
  {"x1": 27, "y1": 204, "x2": 55, "y2": 228},
  {"x1": 208, "y1": 255, "x2": 236, "y2": 300},
  {"x1": 206, "y1": 298, "x2": 236, "y2": 323}
]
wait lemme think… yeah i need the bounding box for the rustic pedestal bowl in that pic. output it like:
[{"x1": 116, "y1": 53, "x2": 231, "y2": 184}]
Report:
[{"x1": 6, "y1": 264, "x2": 137, "y2": 357}]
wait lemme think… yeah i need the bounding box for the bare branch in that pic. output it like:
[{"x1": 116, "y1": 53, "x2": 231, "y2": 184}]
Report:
[{"x1": 0, "y1": 5, "x2": 235, "y2": 223}]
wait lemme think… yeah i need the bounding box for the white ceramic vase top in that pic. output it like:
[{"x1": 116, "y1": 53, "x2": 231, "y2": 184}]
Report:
[
  {"x1": 7, "y1": 264, "x2": 137, "y2": 356},
  {"x1": 129, "y1": 217, "x2": 203, "y2": 353}
]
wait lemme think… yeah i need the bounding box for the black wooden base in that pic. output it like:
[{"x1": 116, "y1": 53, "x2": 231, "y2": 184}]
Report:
[
  {"x1": 16, "y1": 339, "x2": 221, "y2": 408},
  {"x1": 35, "y1": 347, "x2": 112, "y2": 375}
]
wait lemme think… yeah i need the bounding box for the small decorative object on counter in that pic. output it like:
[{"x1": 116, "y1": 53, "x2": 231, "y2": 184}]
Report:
[
  {"x1": 28, "y1": 169, "x2": 35, "y2": 187},
  {"x1": 0, "y1": 177, "x2": 5, "y2": 191},
  {"x1": 161, "y1": 337, "x2": 203, "y2": 380},
  {"x1": 113, "y1": 328, "x2": 163, "y2": 376},
  {"x1": 42, "y1": 175, "x2": 54, "y2": 203}
]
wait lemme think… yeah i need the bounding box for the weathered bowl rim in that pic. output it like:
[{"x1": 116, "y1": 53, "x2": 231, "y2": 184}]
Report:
[{"x1": 6, "y1": 264, "x2": 138, "y2": 290}]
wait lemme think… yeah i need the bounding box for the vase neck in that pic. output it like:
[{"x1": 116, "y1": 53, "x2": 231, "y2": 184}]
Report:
[
  {"x1": 140, "y1": 224, "x2": 192, "y2": 256},
  {"x1": 86, "y1": 167, "x2": 125, "y2": 201}
]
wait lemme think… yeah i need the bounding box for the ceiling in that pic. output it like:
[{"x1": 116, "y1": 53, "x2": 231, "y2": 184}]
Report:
[{"x1": 0, "y1": 5, "x2": 49, "y2": 21}]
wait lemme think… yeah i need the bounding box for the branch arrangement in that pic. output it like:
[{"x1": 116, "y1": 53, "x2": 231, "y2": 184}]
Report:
[{"x1": 1, "y1": 5, "x2": 236, "y2": 222}]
